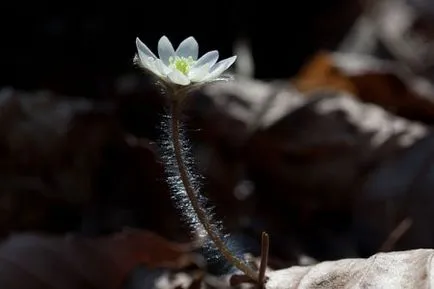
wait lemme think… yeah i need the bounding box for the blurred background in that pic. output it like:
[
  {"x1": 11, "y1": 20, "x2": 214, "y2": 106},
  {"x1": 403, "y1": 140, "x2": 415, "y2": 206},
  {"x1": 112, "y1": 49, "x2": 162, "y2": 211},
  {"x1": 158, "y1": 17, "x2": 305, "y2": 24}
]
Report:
[
  {"x1": 2, "y1": 0, "x2": 434, "y2": 288},
  {"x1": 0, "y1": 0, "x2": 358, "y2": 93}
]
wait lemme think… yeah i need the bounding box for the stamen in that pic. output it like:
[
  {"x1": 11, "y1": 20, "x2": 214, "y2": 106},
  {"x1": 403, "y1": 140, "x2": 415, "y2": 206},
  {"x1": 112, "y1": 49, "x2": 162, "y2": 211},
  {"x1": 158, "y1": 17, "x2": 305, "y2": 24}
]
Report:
[{"x1": 169, "y1": 56, "x2": 195, "y2": 75}]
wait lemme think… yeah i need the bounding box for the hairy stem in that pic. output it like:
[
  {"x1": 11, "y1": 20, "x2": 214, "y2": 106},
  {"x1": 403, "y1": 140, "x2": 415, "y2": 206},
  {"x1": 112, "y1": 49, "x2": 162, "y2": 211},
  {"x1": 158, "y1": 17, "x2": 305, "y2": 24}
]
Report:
[{"x1": 169, "y1": 95, "x2": 259, "y2": 282}]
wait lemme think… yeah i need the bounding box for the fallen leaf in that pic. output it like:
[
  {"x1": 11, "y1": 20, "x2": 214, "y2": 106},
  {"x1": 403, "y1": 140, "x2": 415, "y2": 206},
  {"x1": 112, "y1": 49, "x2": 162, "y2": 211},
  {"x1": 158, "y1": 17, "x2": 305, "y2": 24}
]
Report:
[
  {"x1": 293, "y1": 51, "x2": 434, "y2": 124},
  {"x1": 196, "y1": 78, "x2": 432, "y2": 261},
  {"x1": 292, "y1": 51, "x2": 357, "y2": 95},
  {"x1": 0, "y1": 229, "x2": 197, "y2": 289},
  {"x1": 264, "y1": 248, "x2": 434, "y2": 288}
]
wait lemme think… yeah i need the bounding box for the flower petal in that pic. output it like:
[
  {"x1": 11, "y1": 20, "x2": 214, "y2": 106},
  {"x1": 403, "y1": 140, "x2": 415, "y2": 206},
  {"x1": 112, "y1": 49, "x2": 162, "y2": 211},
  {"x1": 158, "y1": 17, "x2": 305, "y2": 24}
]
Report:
[
  {"x1": 136, "y1": 52, "x2": 153, "y2": 70},
  {"x1": 136, "y1": 38, "x2": 162, "y2": 76},
  {"x1": 168, "y1": 70, "x2": 190, "y2": 85},
  {"x1": 145, "y1": 58, "x2": 165, "y2": 77},
  {"x1": 158, "y1": 36, "x2": 175, "y2": 65},
  {"x1": 192, "y1": 50, "x2": 219, "y2": 69},
  {"x1": 175, "y1": 36, "x2": 199, "y2": 60},
  {"x1": 136, "y1": 37, "x2": 158, "y2": 59},
  {"x1": 135, "y1": 51, "x2": 163, "y2": 78},
  {"x1": 154, "y1": 59, "x2": 171, "y2": 76},
  {"x1": 188, "y1": 64, "x2": 211, "y2": 82},
  {"x1": 202, "y1": 56, "x2": 237, "y2": 81}
]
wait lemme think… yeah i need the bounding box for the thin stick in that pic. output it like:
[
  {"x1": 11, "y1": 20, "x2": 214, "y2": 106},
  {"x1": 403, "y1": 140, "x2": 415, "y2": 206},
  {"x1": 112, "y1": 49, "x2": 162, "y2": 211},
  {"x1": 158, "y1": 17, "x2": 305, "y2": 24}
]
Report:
[
  {"x1": 169, "y1": 97, "x2": 259, "y2": 282},
  {"x1": 258, "y1": 232, "x2": 269, "y2": 288},
  {"x1": 379, "y1": 218, "x2": 413, "y2": 252}
]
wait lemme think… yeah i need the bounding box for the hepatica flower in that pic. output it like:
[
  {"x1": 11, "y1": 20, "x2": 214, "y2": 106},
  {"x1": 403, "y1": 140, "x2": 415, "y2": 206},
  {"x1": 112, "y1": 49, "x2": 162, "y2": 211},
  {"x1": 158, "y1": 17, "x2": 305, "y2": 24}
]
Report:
[{"x1": 135, "y1": 36, "x2": 237, "y2": 86}]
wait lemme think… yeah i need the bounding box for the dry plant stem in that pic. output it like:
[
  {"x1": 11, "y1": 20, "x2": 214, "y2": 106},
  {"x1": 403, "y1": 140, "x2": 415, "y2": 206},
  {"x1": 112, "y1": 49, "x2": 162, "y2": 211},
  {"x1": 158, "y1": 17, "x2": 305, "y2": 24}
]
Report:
[
  {"x1": 169, "y1": 93, "x2": 259, "y2": 283},
  {"x1": 380, "y1": 218, "x2": 413, "y2": 252},
  {"x1": 258, "y1": 232, "x2": 269, "y2": 287}
]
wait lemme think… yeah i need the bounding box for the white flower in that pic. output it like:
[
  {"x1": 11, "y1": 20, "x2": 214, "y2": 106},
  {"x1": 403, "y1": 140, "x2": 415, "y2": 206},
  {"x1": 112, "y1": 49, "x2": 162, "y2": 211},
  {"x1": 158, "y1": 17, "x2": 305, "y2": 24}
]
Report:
[{"x1": 135, "y1": 36, "x2": 237, "y2": 86}]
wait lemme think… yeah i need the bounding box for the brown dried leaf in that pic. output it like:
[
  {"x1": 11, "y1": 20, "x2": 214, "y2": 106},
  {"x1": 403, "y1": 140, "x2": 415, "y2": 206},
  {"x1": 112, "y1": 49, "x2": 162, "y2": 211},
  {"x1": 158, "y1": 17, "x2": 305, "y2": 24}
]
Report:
[
  {"x1": 0, "y1": 229, "x2": 196, "y2": 289},
  {"x1": 293, "y1": 51, "x2": 357, "y2": 95},
  {"x1": 198, "y1": 78, "x2": 433, "y2": 260},
  {"x1": 293, "y1": 51, "x2": 434, "y2": 123}
]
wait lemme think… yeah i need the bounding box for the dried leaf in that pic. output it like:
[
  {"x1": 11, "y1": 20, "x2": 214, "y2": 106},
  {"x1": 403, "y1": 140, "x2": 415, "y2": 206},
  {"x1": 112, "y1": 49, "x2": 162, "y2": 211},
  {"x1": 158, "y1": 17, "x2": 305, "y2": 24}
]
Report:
[
  {"x1": 265, "y1": 249, "x2": 433, "y2": 288},
  {"x1": 0, "y1": 229, "x2": 196, "y2": 289},
  {"x1": 293, "y1": 51, "x2": 357, "y2": 95},
  {"x1": 197, "y1": 78, "x2": 432, "y2": 260},
  {"x1": 0, "y1": 88, "x2": 183, "y2": 239},
  {"x1": 293, "y1": 51, "x2": 434, "y2": 123}
]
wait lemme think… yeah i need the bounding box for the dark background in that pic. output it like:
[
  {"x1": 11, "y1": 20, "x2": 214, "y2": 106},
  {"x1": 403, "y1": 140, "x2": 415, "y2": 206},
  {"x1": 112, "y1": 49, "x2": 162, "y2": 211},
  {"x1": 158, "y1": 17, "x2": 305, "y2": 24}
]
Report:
[{"x1": 0, "y1": 0, "x2": 360, "y2": 97}]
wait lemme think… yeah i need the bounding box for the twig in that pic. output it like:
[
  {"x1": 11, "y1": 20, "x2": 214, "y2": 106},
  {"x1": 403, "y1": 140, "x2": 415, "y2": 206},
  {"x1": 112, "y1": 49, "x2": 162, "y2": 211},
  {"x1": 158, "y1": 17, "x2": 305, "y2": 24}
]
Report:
[
  {"x1": 258, "y1": 232, "x2": 270, "y2": 288},
  {"x1": 379, "y1": 218, "x2": 413, "y2": 252}
]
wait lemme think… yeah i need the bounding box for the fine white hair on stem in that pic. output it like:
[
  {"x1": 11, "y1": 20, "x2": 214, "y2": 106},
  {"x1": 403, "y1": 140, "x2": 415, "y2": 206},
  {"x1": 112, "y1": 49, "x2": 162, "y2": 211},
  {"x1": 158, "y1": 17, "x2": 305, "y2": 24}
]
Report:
[{"x1": 157, "y1": 110, "x2": 246, "y2": 270}]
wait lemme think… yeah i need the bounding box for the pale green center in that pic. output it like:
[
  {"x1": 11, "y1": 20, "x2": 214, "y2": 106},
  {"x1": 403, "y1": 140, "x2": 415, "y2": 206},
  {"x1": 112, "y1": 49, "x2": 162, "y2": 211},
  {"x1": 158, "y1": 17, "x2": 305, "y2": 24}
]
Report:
[{"x1": 169, "y1": 56, "x2": 195, "y2": 75}]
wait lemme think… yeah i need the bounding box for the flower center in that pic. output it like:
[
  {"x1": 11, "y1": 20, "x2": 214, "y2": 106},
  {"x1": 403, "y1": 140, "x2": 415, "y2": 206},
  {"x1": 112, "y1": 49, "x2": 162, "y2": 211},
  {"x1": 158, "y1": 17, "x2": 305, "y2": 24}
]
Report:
[{"x1": 169, "y1": 56, "x2": 195, "y2": 75}]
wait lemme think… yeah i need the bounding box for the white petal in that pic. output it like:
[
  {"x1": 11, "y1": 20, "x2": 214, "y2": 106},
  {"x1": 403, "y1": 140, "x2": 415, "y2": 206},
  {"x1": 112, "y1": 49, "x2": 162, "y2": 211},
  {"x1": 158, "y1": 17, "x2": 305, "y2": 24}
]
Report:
[
  {"x1": 192, "y1": 50, "x2": 219, "y2": 69},
  {"x1": 136, "y1": 37, "x2": 157, "y2": 59},
  {"x1": 137, "y1": 51, "x2": 154, "y2": 70},
  {"x1": 146, "y1": 58, "x2": 164, "y2": 77},
  {"x1": 158, "y1": 36, "x2": 175, "y2": 65},
  {"x1": 175, "y1": 36, "x2": 199, "y2": 60},
  {"x1": 135, "y1": 52, "x2": 163, "y2": 78},
  {"x1": 202, "y1": 56, "x2": 237, "y2": 81},
  {"x1": 168, "y1": 70, "x2": 190, "y2": 85},
  {"x1": 188, "y1": 64, "x2": 211, "y2": 82},
  {"x1": 154, "y1": 59, "x2": 171, "y2": 76}
]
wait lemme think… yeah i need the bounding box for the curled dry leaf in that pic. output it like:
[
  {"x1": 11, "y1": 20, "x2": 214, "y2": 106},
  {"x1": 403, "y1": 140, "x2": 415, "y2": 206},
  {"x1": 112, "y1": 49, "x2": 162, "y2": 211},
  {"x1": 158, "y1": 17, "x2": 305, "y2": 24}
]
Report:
[
  {"x1": 0, "y1": 229, "x2": 197, "y2": 289},
  {"x1": 194, "y1": 77, "x2": 432, "y2": 261},
  {"x1": 264, "y1": 248, "x2": 433, "y2": 289},
  {"x1": 293, "y1": 51, "x2": 434, "y2": 124}
]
